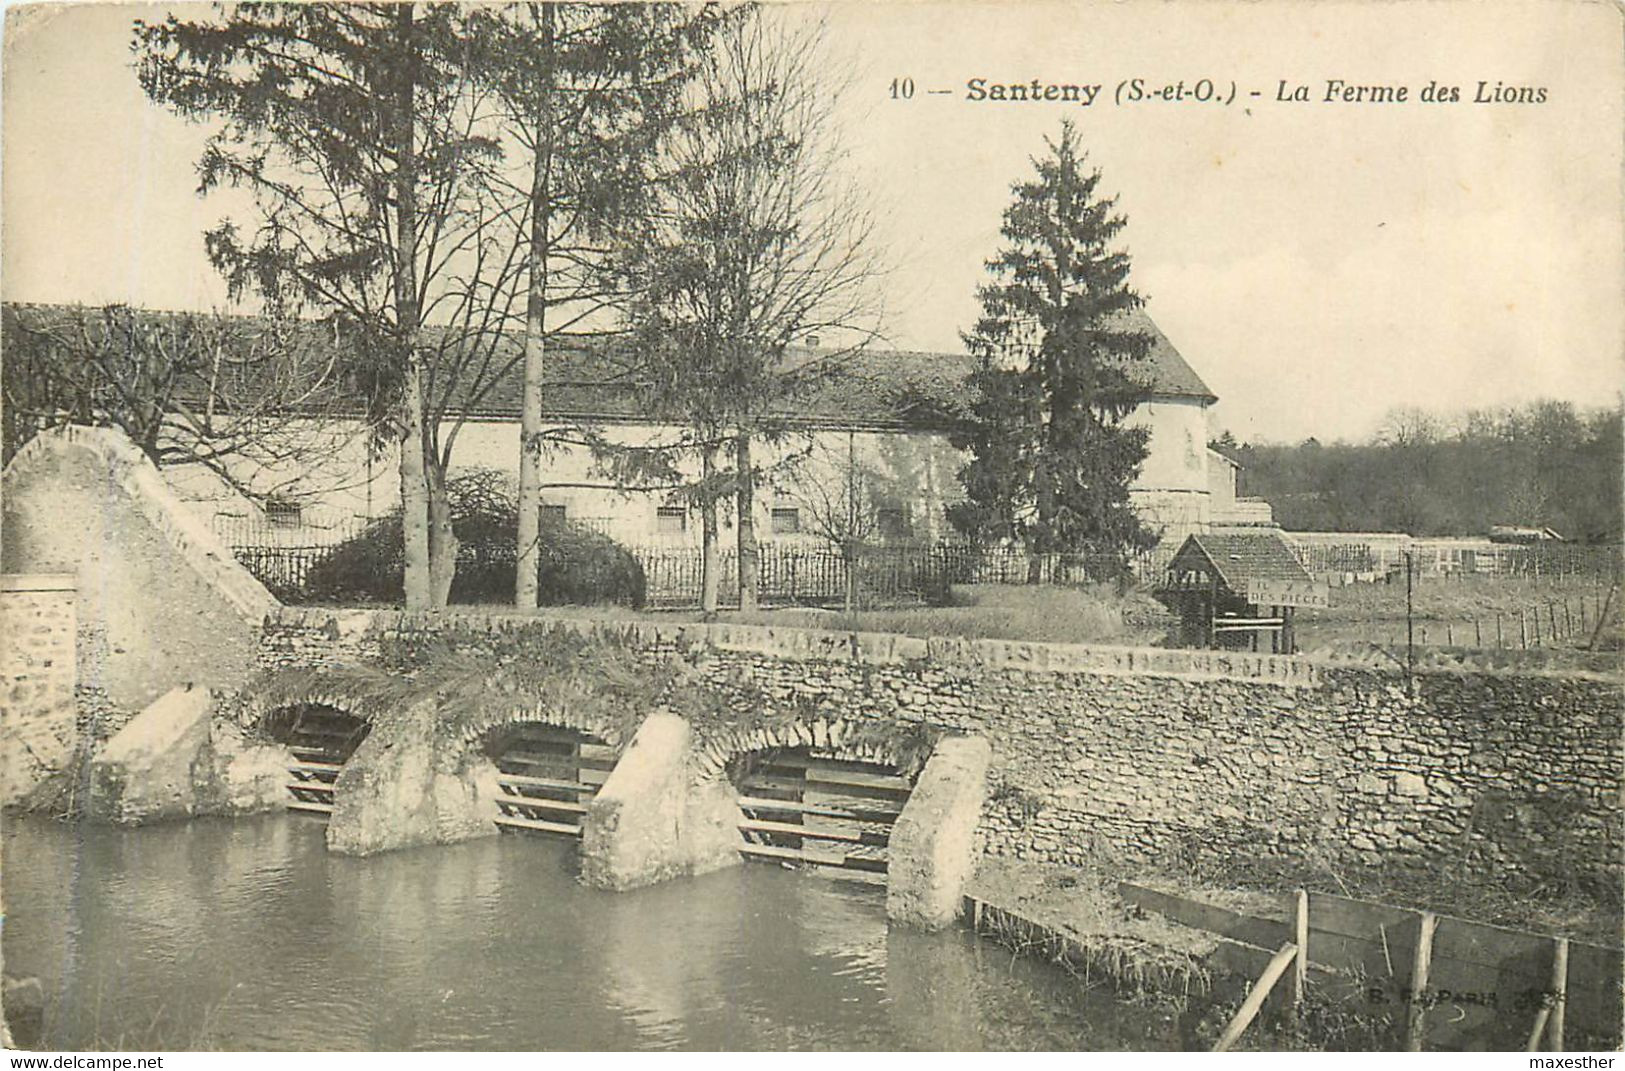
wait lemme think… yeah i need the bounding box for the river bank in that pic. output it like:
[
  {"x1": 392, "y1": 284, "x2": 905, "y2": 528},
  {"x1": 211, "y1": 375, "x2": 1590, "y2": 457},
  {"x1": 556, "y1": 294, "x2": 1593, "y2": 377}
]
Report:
[{"x1": 965, "y1": 853, "x2": 1624, "y2": 1052}]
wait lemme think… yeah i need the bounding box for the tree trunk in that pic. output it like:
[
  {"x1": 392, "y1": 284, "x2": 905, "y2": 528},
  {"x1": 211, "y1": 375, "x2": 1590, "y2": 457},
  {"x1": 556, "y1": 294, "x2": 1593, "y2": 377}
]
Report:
[
  {"x1": 426, "y1": 451, "x2": 459, "y2": 608},
  {"x1": 514, "y1": 1, "x2": 556, "y2": 610},
  {"x1": 393, "y1": 5, "x2": 432, "y2": 612},
  {"x1": 735, "y1": 431, "x2": 758, "y2": 612},
  {"x1": 700, "y1": 441, "x2": 720, "y2": 614}
]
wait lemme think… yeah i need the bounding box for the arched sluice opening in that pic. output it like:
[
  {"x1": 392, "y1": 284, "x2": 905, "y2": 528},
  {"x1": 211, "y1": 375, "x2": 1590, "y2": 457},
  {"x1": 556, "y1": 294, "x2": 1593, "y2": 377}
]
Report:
[
  {"x1": 259, "y1": 704, "x2": 371, "y2": 818},
  {"x1": 484, "y1": 723, "x2": 614, "y2": 839},
  {"x1": 730, "y1": 748, "x2": 915, "y2": 879}
]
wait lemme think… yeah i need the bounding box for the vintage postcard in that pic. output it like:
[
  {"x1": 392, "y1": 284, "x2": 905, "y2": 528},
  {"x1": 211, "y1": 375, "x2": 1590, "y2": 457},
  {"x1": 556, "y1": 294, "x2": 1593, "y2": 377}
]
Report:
[{"x1": 0, "y1": 0, "x2": 1620, "y2": 1057}]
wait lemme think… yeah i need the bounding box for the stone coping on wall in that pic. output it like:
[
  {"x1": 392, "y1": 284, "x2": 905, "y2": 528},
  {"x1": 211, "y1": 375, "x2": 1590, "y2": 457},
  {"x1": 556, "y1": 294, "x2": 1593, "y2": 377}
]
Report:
[
  {"x1": 0, "y1": 574, "x2": 77, "y2": 593},
  {"x1": 265, "y1": 605, "x2": 1327, "y2": 687},
  {"x1": 4, "y1": 425, "x2": 278, "y2": 621}
]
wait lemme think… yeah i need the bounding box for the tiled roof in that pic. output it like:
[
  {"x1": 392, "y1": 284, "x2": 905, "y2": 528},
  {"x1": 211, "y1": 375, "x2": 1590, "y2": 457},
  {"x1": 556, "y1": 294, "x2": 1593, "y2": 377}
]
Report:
[
  {"x1": 3, "y1": 302, "x2": 1215, "y2": 431},
  {"x1": 1179, "y1": 531, "x2": 1315, "y2": 591}
]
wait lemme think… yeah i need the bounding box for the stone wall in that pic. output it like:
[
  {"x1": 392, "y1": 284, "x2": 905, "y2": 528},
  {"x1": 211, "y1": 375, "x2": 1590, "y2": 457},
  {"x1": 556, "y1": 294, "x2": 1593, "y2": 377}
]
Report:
[
  {"x1": 255, "y1": 607, "x2": 1623, "y2": 885},
  {"x1": 0, "y1": 575, "x2": 78, "y2": 803},
  {"x1": 2, "y1": 426, "x2": 277, "y2": 715}
]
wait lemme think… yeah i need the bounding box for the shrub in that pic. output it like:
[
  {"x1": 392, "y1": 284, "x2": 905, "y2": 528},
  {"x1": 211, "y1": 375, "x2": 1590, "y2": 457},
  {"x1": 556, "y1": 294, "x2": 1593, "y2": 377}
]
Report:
[{"x1": 299, "y1": 470, "x2": 645, "y2": 608}]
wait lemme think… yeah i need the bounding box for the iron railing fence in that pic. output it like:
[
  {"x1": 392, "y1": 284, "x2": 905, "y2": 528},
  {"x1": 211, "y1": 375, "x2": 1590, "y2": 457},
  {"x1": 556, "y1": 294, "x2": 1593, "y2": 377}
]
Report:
[{"x1": 228, "y1": 535, "x2": 1161, "y2": 609}]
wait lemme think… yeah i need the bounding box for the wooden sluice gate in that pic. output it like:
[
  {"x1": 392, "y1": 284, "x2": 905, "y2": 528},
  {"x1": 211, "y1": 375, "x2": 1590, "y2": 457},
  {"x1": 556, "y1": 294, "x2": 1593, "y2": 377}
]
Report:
[
  {"x1": 490, "y1": 724, "x2": 615, "y2": 838},
  {"x1": 277, "y1": 706, "x2": 370, "y2": 817},
  {"x1": 733, "y1": 749, "x2": 915, "y2": 876}
]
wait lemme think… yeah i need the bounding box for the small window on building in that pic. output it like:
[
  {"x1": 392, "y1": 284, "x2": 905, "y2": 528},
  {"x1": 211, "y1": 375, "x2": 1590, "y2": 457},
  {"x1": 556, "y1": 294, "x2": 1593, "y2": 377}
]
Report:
[
  {"x1": 771, "y1": 507, "x2": 802, "y2": 535},
  {"x1": 656, "y1": 505, "x2": 687, "y2": 535},
  {"x1": 265, "y1": 498, "x2": 303, "y2": 529},
  {"x1": 876, "y1": 506, "x2": 912, "y2": 540},
  {"x1": 541, "y1": 504, "x2": 568, "y2": 526}
]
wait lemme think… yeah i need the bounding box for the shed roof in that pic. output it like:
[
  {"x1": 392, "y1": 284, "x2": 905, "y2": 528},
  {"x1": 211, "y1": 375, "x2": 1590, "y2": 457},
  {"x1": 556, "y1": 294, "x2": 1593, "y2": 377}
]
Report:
[{"x1": 1169, "y1": 530, "x2": 1315, "y2": 592}]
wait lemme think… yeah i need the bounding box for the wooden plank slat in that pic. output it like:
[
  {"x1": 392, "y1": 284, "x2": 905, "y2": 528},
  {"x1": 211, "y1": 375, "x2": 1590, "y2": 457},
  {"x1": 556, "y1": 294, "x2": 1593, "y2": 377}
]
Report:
[
  {"x1": 737, "y1": 795, "x2": 902, "y2": 824},
  {"x1": 737, "y1": 841, "x2": 888, "y2": 874},
  {"x1": 497, "y1": 764, "x2": 610, "y2": 787},
  {"x1": 494, "y1": 815, "x2": 583, "y2": 836},
  {"x1": 509, "y1": 725, "x2": 611, "y2": 749},
  {"x1": 289, "y1": 761, "x2": 342, "y2": 775},
  {"x1": 751, "y1": 760, "x2": 913, "y2": 791},
  {"x1": 1117, "y1": 882, "x2": 1293, "y2": 951},
  {"x1": 739, "y1": 773, "x2": 912, "y2": 803},
  {"x1": 738, "y1": 818, "x2": 890, "y2": 847},
  {"x1": 501, "y1": 750, "x2": 618, "y2": 773},
  {"x1": 496, "y1": 794, "x2": 589, "y2": 815},
  {"x1": 1308, "y1": 892, "x2": 1422, "y2": 941},
  {"x1": 287, "y1": 782, "x2": 335, "y2": 795},
  {"x1": 756, "y1": 753, "x2": 907, "y2": 778},
  {"x1": 290, "y1": 747, "x2": 347, "y2": 762},
  {"x1": 497, "y1": 773, "x2": 600, "y2": 794},
  {"x1": 287, "y1": 801, "x2": 334, "y2": 815},
  {"x1": 1431, "y1": 915, "x2": 1565, "y2": 974},
  {"x1": 1307, "y1": 928, "x2": 1412, "y2": 981}
]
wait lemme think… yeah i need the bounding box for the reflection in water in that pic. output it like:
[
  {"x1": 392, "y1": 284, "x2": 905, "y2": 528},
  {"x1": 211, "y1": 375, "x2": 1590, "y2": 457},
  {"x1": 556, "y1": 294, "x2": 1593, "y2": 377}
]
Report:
[{"x1": 2, "y1": 814, "x2": 1179, "y2": 1051}]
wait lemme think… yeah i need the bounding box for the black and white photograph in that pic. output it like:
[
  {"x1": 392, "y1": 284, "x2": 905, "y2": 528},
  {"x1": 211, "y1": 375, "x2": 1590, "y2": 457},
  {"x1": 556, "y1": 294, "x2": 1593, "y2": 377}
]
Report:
[{"x1": 0, "y1": 0, "x2": 1620, "y2": 1055}]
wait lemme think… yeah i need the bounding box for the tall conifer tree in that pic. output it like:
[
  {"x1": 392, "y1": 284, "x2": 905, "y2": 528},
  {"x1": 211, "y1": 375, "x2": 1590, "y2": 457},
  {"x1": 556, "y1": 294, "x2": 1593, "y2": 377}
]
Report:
[
  {"x1": 133, "y1": 4, "x2": 499, "y2": 609},
  {"x1": 949, "y1": 121, "x2": 1157, "y2": 575}
]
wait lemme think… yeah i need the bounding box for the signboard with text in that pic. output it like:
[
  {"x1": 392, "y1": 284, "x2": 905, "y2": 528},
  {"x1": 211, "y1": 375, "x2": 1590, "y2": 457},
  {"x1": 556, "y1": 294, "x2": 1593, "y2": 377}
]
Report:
[{"x1": 1244, "y1": 578, "x2": 1330, "y2": 608}]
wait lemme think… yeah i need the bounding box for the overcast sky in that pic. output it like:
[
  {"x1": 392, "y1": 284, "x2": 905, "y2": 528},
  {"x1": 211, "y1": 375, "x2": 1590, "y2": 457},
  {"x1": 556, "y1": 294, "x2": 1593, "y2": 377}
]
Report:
[{"x1": 3, "y1": 0, "x2": 1621, "y2": 443}]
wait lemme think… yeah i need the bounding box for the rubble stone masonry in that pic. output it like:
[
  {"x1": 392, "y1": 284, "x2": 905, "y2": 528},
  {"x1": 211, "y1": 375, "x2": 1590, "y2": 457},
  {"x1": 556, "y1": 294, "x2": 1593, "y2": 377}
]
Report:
[
  {"x1": 260, "y1": 607, "x2": 1623, "y2": 885},
  {"x1": 0, "y1": 575, "x2": 78, "y2": 803}
]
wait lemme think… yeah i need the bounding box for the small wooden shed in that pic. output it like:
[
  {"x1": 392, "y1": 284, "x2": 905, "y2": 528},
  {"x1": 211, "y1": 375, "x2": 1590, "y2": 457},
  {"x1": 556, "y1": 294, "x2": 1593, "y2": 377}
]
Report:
[{"x1": 1157, "y1": 531, "x2": 1326, "y2": 654}]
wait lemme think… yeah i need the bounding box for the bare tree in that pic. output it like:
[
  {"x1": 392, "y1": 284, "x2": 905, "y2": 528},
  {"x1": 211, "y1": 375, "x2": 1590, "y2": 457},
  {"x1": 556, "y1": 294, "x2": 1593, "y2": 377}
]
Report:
[
  {"x1": 1, "y1": 302, "x2": 366, "y2": 501},
  {"x1": 782, "y1": 432, "x2": 889, "y2": 615},
  {"x1": 620, "y1": 10, "x2": 885, "y2": 613}
]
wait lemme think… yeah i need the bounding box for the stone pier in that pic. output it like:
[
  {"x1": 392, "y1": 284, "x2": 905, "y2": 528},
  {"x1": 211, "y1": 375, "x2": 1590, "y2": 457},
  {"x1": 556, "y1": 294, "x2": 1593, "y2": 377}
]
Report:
[
  {"x1": 580, "y1": 712, "x2": 740, "y2": 891},
  {"x1": 886, "y1": 735, "x2": 993, "y2": 930}
]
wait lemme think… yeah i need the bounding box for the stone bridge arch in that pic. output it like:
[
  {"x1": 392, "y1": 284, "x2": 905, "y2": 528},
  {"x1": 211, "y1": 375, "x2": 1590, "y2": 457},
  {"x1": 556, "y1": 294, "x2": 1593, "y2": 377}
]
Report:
[
  {"x1": 689, "y1": 715, "x2": 932, "y2": 783},
  {"x1": 451, "y1": 701, "x2": 634, "y2": 766}
]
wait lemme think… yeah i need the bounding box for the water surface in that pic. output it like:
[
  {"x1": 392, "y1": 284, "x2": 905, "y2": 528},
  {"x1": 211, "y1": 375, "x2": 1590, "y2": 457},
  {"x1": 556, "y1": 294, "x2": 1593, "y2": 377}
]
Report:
[{"x1": 2, "y1": 814, "x2": 1178, "y2": 1050}]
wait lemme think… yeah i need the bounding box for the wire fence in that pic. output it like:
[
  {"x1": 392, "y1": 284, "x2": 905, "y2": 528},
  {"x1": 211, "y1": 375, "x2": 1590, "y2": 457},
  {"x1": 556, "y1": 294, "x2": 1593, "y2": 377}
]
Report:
[{"x1": 1390, "y1": 589, "x2": 1618, "y2": 651}]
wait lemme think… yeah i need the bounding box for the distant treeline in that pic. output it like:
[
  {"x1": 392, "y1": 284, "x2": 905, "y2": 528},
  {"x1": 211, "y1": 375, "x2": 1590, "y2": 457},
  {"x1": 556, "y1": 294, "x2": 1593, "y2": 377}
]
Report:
[{"x1": 1216, "y1": 400, "x2": 1623, "y2": 542}]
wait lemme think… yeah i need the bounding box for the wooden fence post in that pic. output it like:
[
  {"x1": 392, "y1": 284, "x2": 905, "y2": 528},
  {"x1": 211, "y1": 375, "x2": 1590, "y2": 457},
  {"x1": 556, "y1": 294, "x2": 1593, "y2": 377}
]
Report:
[
  {"x1": 1292, "y1": 889, "x2": 1309, "y2": 1012},
  {"x1": 1404, "y1": 912, "x2": 1437, "y2": 1051},
  {"x1": 1549, "y1": 936, "x2": 1569, "y2": 1052}
]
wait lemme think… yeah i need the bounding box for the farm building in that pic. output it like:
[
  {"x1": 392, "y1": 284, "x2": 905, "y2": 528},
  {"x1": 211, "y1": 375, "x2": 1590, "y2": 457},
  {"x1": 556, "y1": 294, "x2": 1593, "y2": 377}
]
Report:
[{"x1": 4, "y1": 301, "x2": 1263, "y2": 562}]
